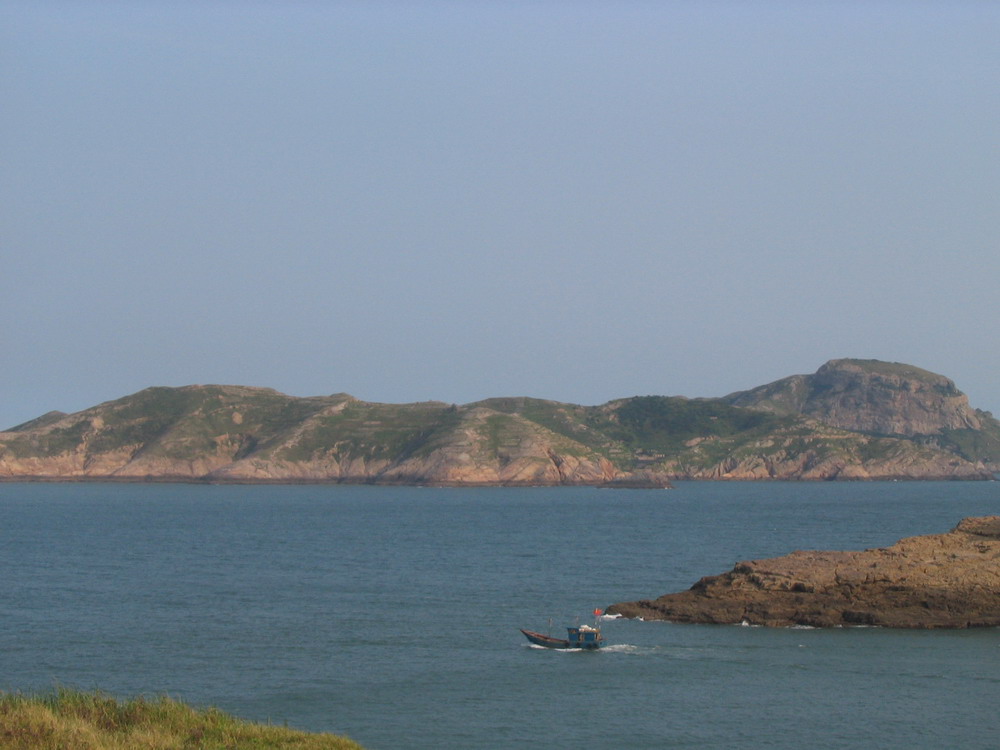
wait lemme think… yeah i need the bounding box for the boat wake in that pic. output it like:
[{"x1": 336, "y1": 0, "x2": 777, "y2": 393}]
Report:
[
  {"x1": 524, "y1": 642, "x2": 652, "y2": 655},
  {"x1": 600, "y1": 643, "x2": 643, "y2": 654},
  {"x1": 526, "y1": 643, "x2": 587, "y2": 653}
]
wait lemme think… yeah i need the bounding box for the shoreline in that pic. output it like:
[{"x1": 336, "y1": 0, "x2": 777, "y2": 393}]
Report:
[{"x1": 0, "y1": 474, "x2": 992, "y2": 486}]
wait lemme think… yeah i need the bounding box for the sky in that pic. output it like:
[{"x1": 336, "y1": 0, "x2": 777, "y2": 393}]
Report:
[{"x1": 2, "y1": 1, "x2": 999, "y2": 430}]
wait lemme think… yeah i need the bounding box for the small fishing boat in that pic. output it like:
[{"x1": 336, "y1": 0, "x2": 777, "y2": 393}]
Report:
[{"x1": 521, "y1": 611, "x2": 605, "y2": 650}]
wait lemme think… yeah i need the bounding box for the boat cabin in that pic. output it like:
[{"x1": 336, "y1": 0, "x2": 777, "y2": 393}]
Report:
[{"x1": 566, "y1": 624, "x2": 603, "y2": 649}]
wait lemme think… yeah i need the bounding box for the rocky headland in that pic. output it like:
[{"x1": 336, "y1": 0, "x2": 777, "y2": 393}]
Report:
[
  {"x1": 1, "y1": 359, "x2": 998, "y2": 484},
  {"x1": 606, "y1": 516, "x2": 1000, "y2": 628}
]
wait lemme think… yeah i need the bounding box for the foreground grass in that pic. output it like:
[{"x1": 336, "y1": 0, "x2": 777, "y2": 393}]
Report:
[{"x1": 0, "y1": 689, "x2": 364, "y2": 750}]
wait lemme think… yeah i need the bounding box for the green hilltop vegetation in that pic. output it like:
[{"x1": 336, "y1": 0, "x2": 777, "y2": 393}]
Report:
[
  {"x1": 474, "y1": 394, "x2": 793, "y2": 465},
  {"x1": 1, "y1": 359, "x2": 998, "y2": 482},
  {"x1": 0, "y1": 688, "x2": 363, "y2": 750}
]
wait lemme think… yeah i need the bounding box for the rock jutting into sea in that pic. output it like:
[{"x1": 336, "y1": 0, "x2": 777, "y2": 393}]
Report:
[{"x1": 606, "y1": 516, "x2": 1000, "y2": 628}]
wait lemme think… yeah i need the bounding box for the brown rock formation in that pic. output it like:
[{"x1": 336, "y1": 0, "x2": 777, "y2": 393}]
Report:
[
  {"x1": 607, "y1": 517, "x2": 1000, "y2": 628},
  {"x1": 3, "y1": 359, "x2": 997, "y2": 484},
  {"x1": 659, "y1": 428, "x2": 992, "y2": 480},
  {"x1": 727, "y1": 359, "x2": 984, "y2": 437},
  {"x1": 805, "y1": 360, "x2": 982, "y2": 435}
]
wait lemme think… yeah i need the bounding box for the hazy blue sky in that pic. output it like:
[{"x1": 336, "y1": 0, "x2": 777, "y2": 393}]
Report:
[{"x1": 3, "y1": 1, "x2": 998, "y2": 429}]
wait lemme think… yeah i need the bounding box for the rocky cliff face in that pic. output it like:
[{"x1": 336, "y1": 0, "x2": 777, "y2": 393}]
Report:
[
  {"x1": 727, "y1": 359, "x2": 983, "y2": 436},
  {"x1": 607, "y1": 516, "x2": 1000, "y2": 628},
  {"x1": 1, "y1": 359, "x2": 996, "y2": 484}
]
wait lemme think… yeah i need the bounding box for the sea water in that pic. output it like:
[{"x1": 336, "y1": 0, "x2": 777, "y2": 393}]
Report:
[{"x1": 1, "y1": 481, "x2": 998, "y2": 749}]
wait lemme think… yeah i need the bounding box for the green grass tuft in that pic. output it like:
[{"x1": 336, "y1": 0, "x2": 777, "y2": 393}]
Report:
[{"x1": 0, "y1": 688, "x2": 365, "y2": 749}]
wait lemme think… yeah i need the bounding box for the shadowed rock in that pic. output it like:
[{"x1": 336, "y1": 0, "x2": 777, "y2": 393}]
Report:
[{"x1": 607, "y1": 517, "x2": 1000, "y2": 628}]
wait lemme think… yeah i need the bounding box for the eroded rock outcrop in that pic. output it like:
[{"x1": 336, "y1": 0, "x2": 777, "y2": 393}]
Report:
[
  {"x1": 727, "y1": 359, "x2": 984, "y2": 436},
  {"x1": 607, "y1": 517, "x2": 1000, "y2": 628}
]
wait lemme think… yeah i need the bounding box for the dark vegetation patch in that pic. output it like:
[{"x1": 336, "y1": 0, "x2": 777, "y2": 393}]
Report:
[{"x1": 598, "y1": 397, "x2": 788, "y2": 452}]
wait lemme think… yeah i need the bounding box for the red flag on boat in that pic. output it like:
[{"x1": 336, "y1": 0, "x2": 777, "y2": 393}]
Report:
[{"x1": 593, "y1": 608, "x2": 603, "y2": 617}]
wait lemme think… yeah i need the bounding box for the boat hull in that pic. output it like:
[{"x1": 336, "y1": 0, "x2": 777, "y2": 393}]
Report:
[{"x1": 520, "y1": 628, "x2": 603, "y2": 650}]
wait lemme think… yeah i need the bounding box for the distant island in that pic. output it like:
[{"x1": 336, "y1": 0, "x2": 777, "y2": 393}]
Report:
[
  {"x1": 607, "y1": 516, "x2": 1000, "y2": 628},
  {"x1": 1, "y1": 359, "x2": 998, "y2": 485}
]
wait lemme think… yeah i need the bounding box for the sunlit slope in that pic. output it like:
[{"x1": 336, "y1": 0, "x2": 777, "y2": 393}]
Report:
[
  {"x1": 1, "y1": 360, "x2": 995, "y2": 482},
  {"x1": 725, "y1": 358, "x2": 1000, "y2": 467}
]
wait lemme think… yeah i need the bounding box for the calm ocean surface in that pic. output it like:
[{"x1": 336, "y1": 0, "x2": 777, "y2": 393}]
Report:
[{"x1": 2, "y1": 481, "x2": 998, "y2": 749}]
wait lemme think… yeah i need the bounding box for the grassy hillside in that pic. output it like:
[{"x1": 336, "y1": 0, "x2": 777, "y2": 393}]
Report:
[
  {"x1": 0, "y1": 689, "x2": 363, "y2": 749},
  {"x1": 594, "y1": 396, "x2": 790, "y2": 452},
  {"x1": 2, "y1": 359, "x2": 995, "y2": 481},
  {"x1": 0, "y1": 386, "x2": 337, "y2": 462},
  {"x1": 269, "y1": 400, "x2": 458, "y2": 463},
  {"x1": 489, "y1": 393, "x2": 996, "y2": 479},
  {"x1": 474, "y1": 395, "x2": 796, "y2": 471},
  {"x1": 938, "y1": 413, "x2": 1000, "y2": 465}
]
